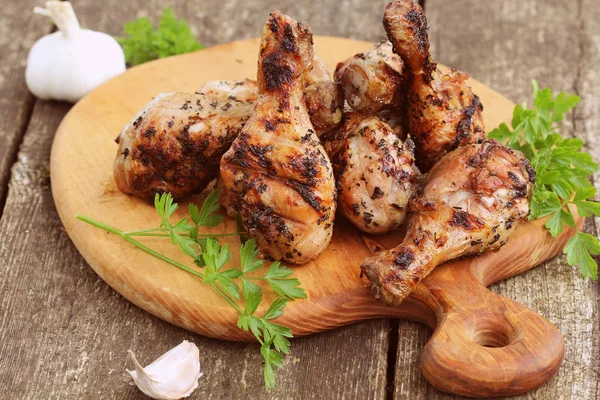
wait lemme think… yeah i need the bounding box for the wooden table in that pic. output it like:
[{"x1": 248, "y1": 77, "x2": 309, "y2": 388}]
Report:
[{"x1": 0, "y1": 0, "x2": 598, "y2": 398}]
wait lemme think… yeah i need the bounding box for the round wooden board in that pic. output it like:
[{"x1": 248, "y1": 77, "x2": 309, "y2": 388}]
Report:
[{"x1": 51, "y1": 37, "x2": 515, "y2": 341}]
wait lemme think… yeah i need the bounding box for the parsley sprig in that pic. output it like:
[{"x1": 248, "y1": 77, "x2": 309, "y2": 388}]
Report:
[
  {"x1": 77, "y1": 191, "x2": 306, "y2": 389},
  {"x1": 116, "y1": 8, "x2": 204, "y2": 66},
  {"x1": 489, "y1": 81, "x2": 600, "y2": 279}
]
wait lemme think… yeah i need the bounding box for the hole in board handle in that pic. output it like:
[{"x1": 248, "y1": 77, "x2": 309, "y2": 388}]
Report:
[
  {"x1": 472, "y1": 329, "x2": 512, "y2": 348},
  {"x1": 470, "y1": 317, "x2": 518, "y2": 348}
]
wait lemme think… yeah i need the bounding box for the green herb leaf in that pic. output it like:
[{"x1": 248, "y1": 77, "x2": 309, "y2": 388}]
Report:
[
  {"x1": 263, "y1": 298, "x2": 288, "y2": 320},
  {"x1": 189, "y1": 203, "x2": 200, "y2": 225},
  {"x1": 240, "y1": 239, "x2": 264, "y2": 273},
  {"x1": 261, "y1": 342, "x2": 284, "y2": 390},
  {"x1": 117, "y1": 8, "x2": 204, "y2": 66},
  {"x1": 490, "y1": 81, "x2": 598, "y2": 280},
  {"x1": 216, "y1": 275, "x2": 241, "y2": 300},
  {"x1": 488, "y1": 122, "x2": 512, "y2": 143},
  {"x1": 244, "y1": 285, "x2": 262, "y2": 315},
  {"x1": 196, "y1": 190, "x2": 224, "y2": 227},
  {"x1": 272, "y1": 333, "x2": 291, "y2": 355},
  {"x1": 154, "y1": 192, "x2": 178, "y2": 220},
  {"x1": 576, "y1": 200, "x2": 600, "y2": 217},
  {"x1": 172, "y1": 217, "x2": 194, "y2": 232},
  {"x1": 221, "y1": 268, "x2": 243, "y2": 279},
  {"x1": 170, "y1": 230, "x2": 197, "y2": 258},
  {"x1": 264, "y1": 262, "x2": 293, "y2": 279},
  {"x1": 202, "y1": 238, "x2": 231, "y2": 271},
  {"x1": 267, "y1": 277, "x2": 307, "y2": 300},
  {"x1": 564, "y1": 233, "x2": 600, "y2": 279},
  {"x1": 241, "y1": 279, "x2": 261, "y2": 301},
  {"x1": 264, "y1": 262, "x2": 307, "y2": 299},
  {"x1": 248, "y1": 316, "x2": 264, "y2": 342},
  {"x1": 78, "y1": 190, "x2": 305, "y2": 390},
  {"x1": 117, "y1": 17, "x2": 155, "y2": 66}
]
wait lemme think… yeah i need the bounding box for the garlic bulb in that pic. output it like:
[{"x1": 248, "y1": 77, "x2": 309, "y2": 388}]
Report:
[
  {"x1": 25, "y1": 1, "x2": 126, "y2": 103},
  {"x1": 127, "y1": 341, "x2": 203, "y2": 400}
]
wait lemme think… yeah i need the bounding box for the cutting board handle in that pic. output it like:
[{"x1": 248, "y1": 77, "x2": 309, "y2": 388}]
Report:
[{"x1": 420, "y1": 260, "x2": 564, "y2": 398}]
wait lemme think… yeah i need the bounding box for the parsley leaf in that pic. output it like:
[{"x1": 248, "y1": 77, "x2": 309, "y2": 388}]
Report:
[
  {"x1": 263, "y1": 298, "x2": 288, "y2": 320},
  {"x1": 117, "y1": 8, "x2": 204, "y2": 66},
  {"x1": 489, "y1": 81, "x2": 599, "y2": 279},
  {"x1": 240, "y1": 239, "x2": 264, "y2": 273},
  {"x1": 564, "y1": 233, "x2": 600, "y2": 279},
  {"x1": 194, "y1": 190, "x2": 224, "y2": 227},
  {"x1": 202, "y1": 238, "x2": 231, "y2": 271},
  {"x1": 265, "y1": 262, "x2": 307, "y2": 299},
  {"x1": 154, "y1": 192, "x2": 178, "y2": 221},
  {"x1": 261, "y1": 342, "x2": 284, "y2": 389},
  {"x1": 78, "y1": 192, "x2": 306, "y2": 390}
]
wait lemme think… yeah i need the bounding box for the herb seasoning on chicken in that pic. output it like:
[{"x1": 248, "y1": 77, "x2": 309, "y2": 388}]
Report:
[
  {"x1": 324, "y1": 112, "x2": 415, "y2": 234},
  {"x1": 383, "y1": 0, "x2": 485, "y2": 172},
  {"x1": 220, "y1": 11, "x2": 337, "y2": 264},
  {"x1": 361, "y1": 141, "x2": 535, "y2": 305},
  {"x1": 114, "y1": 80, "x2": 257, "y2": 202}
]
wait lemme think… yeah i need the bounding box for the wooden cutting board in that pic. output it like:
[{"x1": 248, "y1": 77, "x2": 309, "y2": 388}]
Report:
[{"x1": 50, "y1": 37, "x2": 580, "y2": 398}]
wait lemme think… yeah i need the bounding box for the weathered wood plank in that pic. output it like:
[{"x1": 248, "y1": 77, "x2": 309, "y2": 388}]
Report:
[
  {"x1": 0, "y1": 0, "x2": 395, "y2": 398},
  {"x1": 0, "y1": 1, "x2": 53, "y2": 215},
  {"x1": 391, "y1": 0, "x2": 599, "y2": 398},
  {"x1": 393, "y1": 322, "x2": 429, "y2": 399},
  {"x1": 575, "y1": 2, "x2": 600, "y2": 397}
]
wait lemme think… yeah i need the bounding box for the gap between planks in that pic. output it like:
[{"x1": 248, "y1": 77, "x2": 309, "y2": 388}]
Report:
[
  {"x1": 0, "y1": 94, "x2": 35, "y2": 219},
  {"x1": 0, "y1": 0, "x2": 85, "y2": 219},
  {"x1": 0, "y1": 18, "x2": 58, "y2": 219}
]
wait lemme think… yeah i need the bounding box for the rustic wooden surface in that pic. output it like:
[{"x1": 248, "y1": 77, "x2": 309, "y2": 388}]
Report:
[
  {"x1": 49, "y1": 32, "x2": 579, "y2": 395},
  {"x1": 0, "y1": 1, "x2": 598, "y2": 400},
  {"x1": 0, "y1": 0, "x2": 48, "y2": 213}
]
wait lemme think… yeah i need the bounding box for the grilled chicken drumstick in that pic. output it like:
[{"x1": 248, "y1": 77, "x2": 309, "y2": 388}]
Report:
[
  {"x1": 200, "y1": 56, "x2": 343, "y2": 137},
  {"x1": 383, "y1": 0, "x2": 485, "y2": 172},
  {"x1": 220, "y1": 11, "x2": 337, "y2": 264},
  {"x1": 334, "y1": 41, "x2": 404, "y2": 114},
  {"x1": 114, "y1": 81, "x2": 257, "y2": 202},
  {"x1": 360, "y1": 141, "x2": 535, "y2": 305},
  {"x1": 324, "y1": 112, "x2": 415, "y2": 234},
  {"x1": 115, "y1": 55, "x2": 341, "y2": 203},
  {"x1": 304, "y1": 55, "x2": 345, "y2": 135}
]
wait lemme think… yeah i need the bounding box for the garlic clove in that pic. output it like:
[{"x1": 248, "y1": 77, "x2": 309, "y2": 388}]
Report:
[
  {"x1": 26, "y1": 1, "x2": 126, "y2": 103},
  {"x1": 127, "y1": 341, "x2": 203, "y2": 400}
]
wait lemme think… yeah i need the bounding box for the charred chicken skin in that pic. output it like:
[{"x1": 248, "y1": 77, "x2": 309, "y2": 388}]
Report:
[
  {"x1": 220, "y1": 11, "x2": 337, "y2": 264},
  {"x1": 199, "y1": 56, "x2": 343, "y2": 137},
  {"x1": 115, "y1": 56, "x2": 341, "y2": 203},
  {"x1": 114, "y1": 80, "x2": 257, "y2": 202},
  {"x1": 360, "y1": 141, "x2": 535, "y2": 305},
  {"x1": 383, "y1": 0, "x2": 485, "y2": 172},
  {"x1": 376, "y1": 107, "x2": 408, "y2": 139},
  {"x1": 334, "y1": 41, "x2": 404, "y2": 114},
  {"x1": 324, "y1": 112, "x2": 415, "y2": 234}
]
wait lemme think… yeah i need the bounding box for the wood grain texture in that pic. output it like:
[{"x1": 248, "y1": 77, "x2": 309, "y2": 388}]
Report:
[
  {"x1": 0, "y1": 1, "x2": 394, "y2": 398},
  {"x1": 392, "y1": 0, "x2": 600, "y2": 398},
  {"x1": 0, "y1": 0, "x2": 49, "y2": 214}
]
